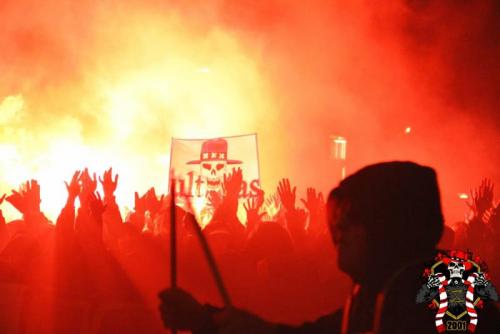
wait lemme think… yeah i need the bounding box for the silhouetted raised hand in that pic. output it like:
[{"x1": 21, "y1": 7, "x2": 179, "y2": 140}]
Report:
[
  {"x1": 84, "y1": 192, "x2": 106, "y2": 242},
  {"x1": 300, "y1": 187, "x2": 324, "y2": 216},
  {"x1": 244, "y1": 191, "x2": 265, "y2": 232},
  {"x1": 6, "y1": 180, "x2": 41, "y2": 215},
  {"x1": 277, "y1": 178, "x2": 296, "y2": 212},
  {"x1": 98, "y1": 168, "x2": 123, "y2": 239},
  {"x1": 134, "y1": 191, "x2": 147, "y2": 214},
  {"x1": 207, "y1": 168, "x2": 245, "y2": 234},
  {"x1": 300, "y1": 187, "x2": 326, "y2": 234},
  {"x1": 263, "y1": 192, "x2": 281, "y2": 220},
  {"x1": 88, "y1": 192, "x2": 107, "y2": 223},
  {"x1": 145, "y1": 187, "x2": 164, "y2": 217},
  {"x1": 207, "y1": 190, "x2": 223, "y2": 209},
  {"x1": 65, "y1": 170, "x2": 81, "y2": 205},
  {"x1": 468, "y1": 179, "x2": 494, "y2": 220},
  {"x1": 99, "y1": 167, "x2": 118, "y2": 200},
  {"x1": 56, "y1": 172, "x2": 81, "y2": 237},
  {"x1": 79, "y1": 168, "x2": 97, "y2": 206},
  {"x1": 223, "y1": 167, "x2": 243, "y2": 199},
  {"x1": 128, "y1": 190, "x2": 147, "y2": 231}
]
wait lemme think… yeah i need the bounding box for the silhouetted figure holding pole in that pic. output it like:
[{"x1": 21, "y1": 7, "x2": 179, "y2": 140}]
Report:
[{"x1": 158, "y1": 161, "x2": 500, "y2": 333}]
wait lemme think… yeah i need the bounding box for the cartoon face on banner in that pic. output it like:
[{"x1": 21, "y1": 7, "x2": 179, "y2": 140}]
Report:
[
  {"x1": 170, "y1": 135, "x2": 261, "y2": 226},
  {"x1": 201, "y1": 159, "x2": 226, "y2": 191}
]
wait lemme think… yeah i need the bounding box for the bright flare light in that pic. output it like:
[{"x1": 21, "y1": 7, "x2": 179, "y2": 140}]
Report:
[{"x1": 0, "y1": 10, "x2": 274, "y2": 222}]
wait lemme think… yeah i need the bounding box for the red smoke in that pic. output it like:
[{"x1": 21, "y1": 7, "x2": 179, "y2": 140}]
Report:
[{"x1": 1, "y1": 0, "x2": 499, "y2": 224}]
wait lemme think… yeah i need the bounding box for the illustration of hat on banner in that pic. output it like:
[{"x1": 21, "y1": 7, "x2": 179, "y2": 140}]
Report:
[{"x1": 187, "y1": 138, "x2": 242, "y2": 165}]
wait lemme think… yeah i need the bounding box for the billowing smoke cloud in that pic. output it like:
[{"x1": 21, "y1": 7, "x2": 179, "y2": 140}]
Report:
[
  {"x1": 0, "y1": 0, "x2": 498, "y2": 223},
  {"x1": 221, "y1": 0, "x2": 500, "y2": 223}
]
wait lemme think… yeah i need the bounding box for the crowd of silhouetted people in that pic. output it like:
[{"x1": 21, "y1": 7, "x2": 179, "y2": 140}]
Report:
[
  {"x1": 0, "y1": 165, "x2": 498, "y2": 333},
  {"x1": 452, "y1": 179, "x2": 500, "y2": 284}
]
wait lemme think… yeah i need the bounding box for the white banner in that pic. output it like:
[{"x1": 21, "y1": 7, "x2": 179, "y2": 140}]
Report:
[{"x1": 169, "y1": 134, "x2": 260, "y2": 226}]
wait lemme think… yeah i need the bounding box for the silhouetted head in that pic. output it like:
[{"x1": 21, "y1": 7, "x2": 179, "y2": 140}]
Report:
[{"x1": 327, "y1": 161, "x2": 444, "y2": 284}]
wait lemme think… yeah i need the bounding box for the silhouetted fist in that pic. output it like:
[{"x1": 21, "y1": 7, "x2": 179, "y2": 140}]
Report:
[{"x1": 158, "y1": 288, "x2": 211, "y2": 331}]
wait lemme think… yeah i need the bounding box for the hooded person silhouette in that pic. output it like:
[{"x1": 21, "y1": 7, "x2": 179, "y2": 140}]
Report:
[{"x1": 158, "y1": 161, "x2": 500, "y2": 334}]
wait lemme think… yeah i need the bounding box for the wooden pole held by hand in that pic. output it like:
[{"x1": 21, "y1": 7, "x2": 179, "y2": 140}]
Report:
[{"x1": 169, "y1": 177, "x2": 177, "y2": 334}]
